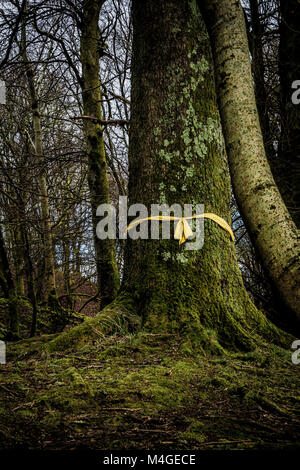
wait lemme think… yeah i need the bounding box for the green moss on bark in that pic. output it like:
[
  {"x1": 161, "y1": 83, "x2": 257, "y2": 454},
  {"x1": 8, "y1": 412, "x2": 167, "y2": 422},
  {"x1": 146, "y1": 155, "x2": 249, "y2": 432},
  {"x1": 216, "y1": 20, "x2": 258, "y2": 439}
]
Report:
[{"x1": 123, "y1": 0, "x2": 287, "y2": 352}]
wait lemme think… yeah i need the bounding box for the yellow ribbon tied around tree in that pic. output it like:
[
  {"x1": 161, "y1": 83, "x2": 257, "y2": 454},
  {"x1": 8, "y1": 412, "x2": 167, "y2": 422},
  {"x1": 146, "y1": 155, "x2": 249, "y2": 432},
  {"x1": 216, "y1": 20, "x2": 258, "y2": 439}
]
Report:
[{"x1": 127, "y1": 213, "x2": 235, "y2": 245}]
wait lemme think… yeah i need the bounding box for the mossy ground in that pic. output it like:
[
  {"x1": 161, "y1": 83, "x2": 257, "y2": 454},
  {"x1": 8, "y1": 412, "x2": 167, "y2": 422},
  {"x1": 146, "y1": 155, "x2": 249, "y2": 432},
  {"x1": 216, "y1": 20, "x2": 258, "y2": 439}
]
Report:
[{"x1": 0, "y1": 331, "x2": 299, "y2": 450}]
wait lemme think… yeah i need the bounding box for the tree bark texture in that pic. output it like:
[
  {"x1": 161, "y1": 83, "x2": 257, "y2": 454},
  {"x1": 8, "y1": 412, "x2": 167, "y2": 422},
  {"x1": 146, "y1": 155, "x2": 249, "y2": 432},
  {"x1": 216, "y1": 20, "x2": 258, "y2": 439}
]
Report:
[
  {"x1": 201, "y1": 0, "x2": 300, "y2": 324},
  {"x1": 122, "y1": 0, "x2": 284, "y2": 352}
]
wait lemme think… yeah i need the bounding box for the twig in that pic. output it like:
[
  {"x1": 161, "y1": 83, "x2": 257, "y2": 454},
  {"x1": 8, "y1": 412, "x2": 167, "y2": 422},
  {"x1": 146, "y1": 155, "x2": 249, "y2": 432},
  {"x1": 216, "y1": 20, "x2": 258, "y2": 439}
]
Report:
[
  {"x1": 102, "y1": 408, "x2": 143, "y2": 411},
  {"x1": 202, "y1": 439, "x2": 253, "y2": 446},
  {"x1": 70, "y1": 115, "x2": 129, "y2": 126}
]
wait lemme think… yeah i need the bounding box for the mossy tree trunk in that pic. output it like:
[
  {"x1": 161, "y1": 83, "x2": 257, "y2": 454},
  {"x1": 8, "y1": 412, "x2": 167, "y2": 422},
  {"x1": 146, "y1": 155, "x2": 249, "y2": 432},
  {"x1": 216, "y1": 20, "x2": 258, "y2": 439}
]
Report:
[
  {"x1": 278, "y1": 0, "x2": 300, "y2": 228},
  {"x1": 46, "y1": 0, "x2": 289, "y2": 355},
  {"x1": 201, "y1": 0, "x2": 300, "y2": 326},
  {"x1": 122, "y1": 0, "x2": 283, "y2": 352},
  {"x1": 80, "y1": 0, "x2": 120, "y2": 308}
]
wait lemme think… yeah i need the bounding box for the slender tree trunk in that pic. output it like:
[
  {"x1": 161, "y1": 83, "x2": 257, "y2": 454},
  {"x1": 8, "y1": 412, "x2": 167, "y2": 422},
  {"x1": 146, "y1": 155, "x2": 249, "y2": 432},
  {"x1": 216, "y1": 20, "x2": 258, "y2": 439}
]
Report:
[
  {"x1": 21, "y1": 225, "x2": 38, "y2": 337},
  {"x1": 11, "y1": 222, "x2": 25, "y2": 297},
  {"x1": 121, "y1": 0, "x2": 284, "y2": 352},
  {"x1": 71, "y1": 205, "x2": 81, "y2": 274},
  {"x1": 21, "y1": 19, "x2": 57, "y2": 304},
  {"x1": 72, "y1": 239, "x2": 81, "y2": 275},
  {"x1": 277, "y1": 0, "x2": 300, "y2": 227},
  {"x1": 201, "y1": 0, "x2": 300, "y2": 325},
  {"x1": 0, "y1": 224, "x2": 19, "y2": 338},
  {"x1": 35, "y1": 245, "x2": 45, "y2": 304},
  {"x1": 63, "y1": 216, "x2": 72, "y2": 310},
  {"x1": 80, "y1": 0, "x2": 120, "y2": 308}
]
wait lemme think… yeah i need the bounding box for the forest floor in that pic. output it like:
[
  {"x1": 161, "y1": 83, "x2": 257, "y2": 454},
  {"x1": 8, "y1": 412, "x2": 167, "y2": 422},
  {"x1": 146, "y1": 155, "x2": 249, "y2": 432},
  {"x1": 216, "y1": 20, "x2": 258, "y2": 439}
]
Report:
[{"x1": 0, "y1": 330, "x2": 300, "y2": 451}]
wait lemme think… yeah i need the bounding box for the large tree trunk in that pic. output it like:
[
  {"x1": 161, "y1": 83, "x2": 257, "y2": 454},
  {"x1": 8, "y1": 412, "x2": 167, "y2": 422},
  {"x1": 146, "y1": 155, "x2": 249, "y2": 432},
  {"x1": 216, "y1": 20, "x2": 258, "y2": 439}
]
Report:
[
  {"x1": 46, "y1": 0, "x2": 288, "y2": 356},
  {"x1": 80, "y1": 0, "x2": 120, "y2": 308},
  {"x1": 277, "y1": 0, "x2": 300, "y2": 228},
  {"x1": 121, "y1": 0, "x2": 283, "y2": 352},
  {"x1": 201, "y1": 0, "x2": 300, "y2": 326}
]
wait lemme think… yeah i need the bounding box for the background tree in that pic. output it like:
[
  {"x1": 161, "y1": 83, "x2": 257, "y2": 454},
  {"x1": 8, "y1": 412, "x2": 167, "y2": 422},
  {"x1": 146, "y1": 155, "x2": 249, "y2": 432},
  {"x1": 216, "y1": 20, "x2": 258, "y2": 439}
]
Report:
[
  {"x1": 21, "y1": 7, "x2": 58, "y2": 307},
  {"x1": 277, "y1": 0, "x2": 300, "y2": 227},
  {"x1": 79, "y1": 0, "x2": 119, "y2": 307},
  {"x1": 0, "y1": 224, "x2": 20, "y2": 338},
  {"x1": 0, "y1": 0, "x2": 130, "y2": 338}
]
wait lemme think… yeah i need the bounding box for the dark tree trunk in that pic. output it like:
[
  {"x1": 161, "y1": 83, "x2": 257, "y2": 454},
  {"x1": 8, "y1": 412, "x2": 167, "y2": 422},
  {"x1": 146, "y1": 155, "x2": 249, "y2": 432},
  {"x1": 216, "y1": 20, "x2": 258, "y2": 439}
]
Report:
[
  {"x1": 0, "y1": 225, "x2": 20, "y2": 338},
  {"x1": 278, "y1": 0, "x2": 300, "y2": 227},
  {"x1": 21, "y1": 227, "x2": 39, "y2": 337},
  {"x1": 248, "y1": 0, "x2": 274, "y2": 161}
]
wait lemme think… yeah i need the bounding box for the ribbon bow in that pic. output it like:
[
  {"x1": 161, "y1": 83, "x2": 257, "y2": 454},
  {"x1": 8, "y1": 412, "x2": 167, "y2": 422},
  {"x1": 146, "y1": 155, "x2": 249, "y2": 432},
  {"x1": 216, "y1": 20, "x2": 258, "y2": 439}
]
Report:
[{"x1": 127, "y1": 213, "x2": 234, "y2": 245}]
